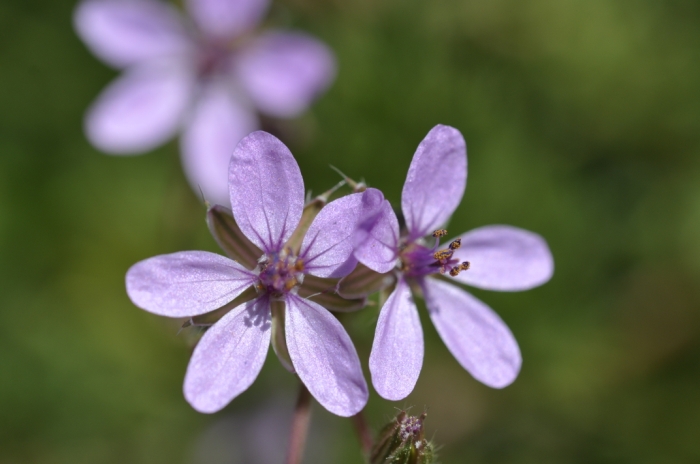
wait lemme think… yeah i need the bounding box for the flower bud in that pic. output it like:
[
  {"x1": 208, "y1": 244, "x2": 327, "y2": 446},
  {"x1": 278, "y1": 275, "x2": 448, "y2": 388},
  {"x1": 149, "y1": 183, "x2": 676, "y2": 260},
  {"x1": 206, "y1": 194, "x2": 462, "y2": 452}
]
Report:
[{"x1": 370, "y1": 411, "x2": 436, "y2": 464}]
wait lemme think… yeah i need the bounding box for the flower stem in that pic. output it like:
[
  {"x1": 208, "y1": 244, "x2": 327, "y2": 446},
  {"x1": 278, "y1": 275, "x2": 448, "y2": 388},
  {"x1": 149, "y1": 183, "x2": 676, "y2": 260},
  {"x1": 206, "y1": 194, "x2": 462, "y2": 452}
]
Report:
[
  {"x1": 351, "y1": 410, "x2": 373, "y2": 458},
  {"x1": 286, "y1": 382, "x2": 312, "y2": 464}
]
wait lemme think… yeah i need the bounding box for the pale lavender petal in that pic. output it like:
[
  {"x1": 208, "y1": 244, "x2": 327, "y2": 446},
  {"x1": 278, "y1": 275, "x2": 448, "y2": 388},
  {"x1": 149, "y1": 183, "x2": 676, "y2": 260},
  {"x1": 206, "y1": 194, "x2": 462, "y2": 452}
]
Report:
[
  {"x1": 353, "y1": 191, "x2": 400, "y2": 274},
  {"x1": 181, "y1": 82, "x2": 258, "y2": 206},
  {"x1": 401, "y1": 125, "x2": 467, "y2": 240},
  {"x1": 85, "y1": 63, "x2": 193, "y2": 153},
  {"x1": 74, "y1": 0, "x2": 193, "y2": 68},
  {"x1": 300, "y1": 189, "x2": 384, "y2": 278},
  {"x1": 126, "y1": 251, "x2": 257, "y2": 317},
  {"x1": 229, "y1": 131, "x2": 304, "y2": 253},
  {"x1": 236, "y1": 32, "x2": 336, "y2": 118},
  {"x1": 451, "y1": 225, "x2": 554, "y2": 291},
  {"x1": 186, "y1": 0, "x2": 269, "y2": 41},
  {"x1": 285, "y1": 294, "x2": 368, "y2": 416},
  {"x1": 369, "y1": 279, "x2": 423, "y2": 401},
  {"x1": 184, "y1": 296, "x2": 271, "y2": 413},
  {"x1": 422, "y1": 278, "x2": 521, "y2": 388}
]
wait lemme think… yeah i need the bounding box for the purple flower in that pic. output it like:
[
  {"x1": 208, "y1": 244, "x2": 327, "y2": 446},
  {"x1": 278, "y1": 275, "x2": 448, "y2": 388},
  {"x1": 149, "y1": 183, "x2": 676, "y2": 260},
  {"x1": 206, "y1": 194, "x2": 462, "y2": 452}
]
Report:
[
  {"x1": 354, "y1": 125, "x2": 554, "y2": 401},
  {"x1": 75, "y1": 0, "x2": 336, "y2": 204},
  {"x1": 126, "y1": 131, "x2": 371, "y2": 416}
]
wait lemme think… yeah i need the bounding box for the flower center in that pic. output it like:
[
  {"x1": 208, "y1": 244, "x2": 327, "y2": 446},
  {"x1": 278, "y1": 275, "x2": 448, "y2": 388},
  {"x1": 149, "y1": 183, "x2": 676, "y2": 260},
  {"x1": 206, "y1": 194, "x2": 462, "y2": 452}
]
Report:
[
  {"x1": 399, "y1": 229, "x2": 470, "y2": 278},
  {"x1": 256, "y1": 248, "x2": 305, "y2": 298},
  {"x1": 196, "y1": 40, "x2": 231, "y2": 78}
]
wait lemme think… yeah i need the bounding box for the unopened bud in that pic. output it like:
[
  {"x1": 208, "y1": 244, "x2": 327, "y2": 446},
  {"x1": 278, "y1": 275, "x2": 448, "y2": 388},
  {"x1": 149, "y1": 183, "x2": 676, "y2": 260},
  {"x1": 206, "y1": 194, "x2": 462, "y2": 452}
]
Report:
[{"x1": 370, "y1": 411, "x2": 436, "y2": 464}]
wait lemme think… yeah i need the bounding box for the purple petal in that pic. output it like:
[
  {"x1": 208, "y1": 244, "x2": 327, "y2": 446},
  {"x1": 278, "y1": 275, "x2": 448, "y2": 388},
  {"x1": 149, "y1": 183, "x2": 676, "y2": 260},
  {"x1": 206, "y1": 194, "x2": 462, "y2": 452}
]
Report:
[
  {"x1": 236, "y1": 32, "x2": 336, "y2": 118},
  {"x1": 185, "y1": 0, "x2": 269, "y2": 41},
  {"x1": 451, "y1": 225, "x2": 554, "y2": 291},
  {"x1": 85, "y1": 63, "x2": 193, "y2": 153},
  {"x1": 369, "y1": 279, "x2": 423, "y2": 401},
  {"x1": 229, "y1": 131, "x2": 304, "y2": 253},
  {"x1": 285, "y1": 294, "x2": 368, "y2": 416},
  {"x1": 181, "y1": 82, "x2": 258, "y2": 206},
  {"x1": 401, "y1": 125, "x2": 467, "y2": 240},
  {"x1": 184, "y1": 296, "x2": 271, "y2": 413},
  {"x1": 353, "y1": 191, "x2": 400, "y2": 274},
  {"x1": 422, "y1": 278, "x2": 521, "y2": 388},
  {"x1": 126, "y1": 251, "x2": 257, "y2": 317},
  {"x1": 300, "y1": 189, "x2": 384, "y2": 278},
  {"x1": 74, "y1": 0, "x2": 193, "y2": 68}
]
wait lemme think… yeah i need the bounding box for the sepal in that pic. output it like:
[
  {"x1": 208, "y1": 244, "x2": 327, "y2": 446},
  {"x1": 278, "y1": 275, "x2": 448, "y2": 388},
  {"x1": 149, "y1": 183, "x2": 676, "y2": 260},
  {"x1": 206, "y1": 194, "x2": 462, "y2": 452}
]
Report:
[
  {"x1": 370, "y1": 411, "x2": 436, "y2": 464},
  {"x1": 206, "y1": 205, "x2": 261, "y2": 269}
]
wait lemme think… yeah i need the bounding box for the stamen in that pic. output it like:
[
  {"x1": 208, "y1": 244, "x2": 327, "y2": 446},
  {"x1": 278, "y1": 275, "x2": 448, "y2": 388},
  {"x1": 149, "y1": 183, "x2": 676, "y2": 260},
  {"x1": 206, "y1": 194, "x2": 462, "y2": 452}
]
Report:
[
  {"x1": 448, "y1": 261, "x2": 471, "y2": 277},
  {"x1": 460, "y1": 261, "x2": 470, "y2": 270},
  {"x1": 449, "y1": 238, "x2": 461, "y2": 250},
  {"x1": 433, "y1": 249, "x2": 453, "y2": 261},
  {"x1": 432, "y1": 229, "x2": 448, "y2": 238}
]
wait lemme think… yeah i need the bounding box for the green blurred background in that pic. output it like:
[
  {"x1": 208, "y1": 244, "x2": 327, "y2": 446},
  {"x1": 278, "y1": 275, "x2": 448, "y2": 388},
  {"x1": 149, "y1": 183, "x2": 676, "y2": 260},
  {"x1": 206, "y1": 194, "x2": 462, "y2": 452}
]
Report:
[{"x1": 2, "y1": 0, "x2": 700, "y2": 462}]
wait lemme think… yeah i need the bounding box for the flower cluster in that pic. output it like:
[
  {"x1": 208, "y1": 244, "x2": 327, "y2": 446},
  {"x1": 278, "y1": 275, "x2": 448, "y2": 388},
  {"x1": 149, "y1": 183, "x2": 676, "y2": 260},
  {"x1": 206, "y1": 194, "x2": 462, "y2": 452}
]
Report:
[
  {"x1": 75, "y1": 0, "x2": 335, "y2": 204},
  {"x1": 126, "y1": 125, "x2": 553, "y2": 415}
]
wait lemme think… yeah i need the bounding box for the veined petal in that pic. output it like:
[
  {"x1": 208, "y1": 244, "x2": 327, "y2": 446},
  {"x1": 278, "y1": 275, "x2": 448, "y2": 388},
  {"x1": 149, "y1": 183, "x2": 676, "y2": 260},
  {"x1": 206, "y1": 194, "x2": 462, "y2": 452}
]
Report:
[
  {"x1": 285, "y1": 294, "x2": 368, "y2": 416},
  {"x1": 353, "y1": 191, "x2": 400, "y2": 274},
  {"x1": 181, "y1": 81, "x2": 258, "y2": 206},
  {"x1": 229, "y1": 131, "x2": 304, "y2": 253},
  {"x1": 186, "y1": 0, "x2": 269, "y2": 41},
  {"x1": 74, "y1": 0, "x2": 193, "y2": 68},
  {"x1": 184, "y1": 296, "x2": 271, "y2": 413},
  {"x1": 402, "y1": 125, "x2": 467, "y2": 240},
  {"x1": 369, "y1": 279, "x2": 423, "y2": 401},
  {"x1": 236, "y1": 32, "x2": 336, "y2": 118},
  {"x1": 300, "y1": 190, "x2": 383, "y2": 278},
  {"x1": 422, "y1": 278, "x2": 521, "y2": 388},
  {"x1": 126, "y1": 251, "x2": 257, "y2": 317},
  {"x1": 451, "y1": 225, "x2": 554, "y2": 291},
  {"x1": 85, "y1": 63, "x2": 193, "y2": 153}
]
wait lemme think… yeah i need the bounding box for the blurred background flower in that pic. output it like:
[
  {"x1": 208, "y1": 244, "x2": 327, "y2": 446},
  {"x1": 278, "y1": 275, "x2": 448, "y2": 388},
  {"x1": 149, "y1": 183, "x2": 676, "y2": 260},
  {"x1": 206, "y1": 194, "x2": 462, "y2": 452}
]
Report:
[
  {"x1": 74, "y1": 0, "x2": 335, "y2": 204},
  {"x1": 1, "y1": 0, "x2": 699, "y2": 463}
]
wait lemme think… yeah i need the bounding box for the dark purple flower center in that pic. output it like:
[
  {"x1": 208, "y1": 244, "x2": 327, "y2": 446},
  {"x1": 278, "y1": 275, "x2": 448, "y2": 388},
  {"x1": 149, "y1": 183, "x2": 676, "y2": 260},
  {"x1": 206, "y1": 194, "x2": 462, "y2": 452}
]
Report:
[
  {"x1": 256, "y1": 248, "x2": 305, "y2": 298},
  {"x1": 196, "y1": 40, "x2": 232, "y2": 78},
  {"x1": 399, "y1": 229, "x2": 470, "y2": 278}
]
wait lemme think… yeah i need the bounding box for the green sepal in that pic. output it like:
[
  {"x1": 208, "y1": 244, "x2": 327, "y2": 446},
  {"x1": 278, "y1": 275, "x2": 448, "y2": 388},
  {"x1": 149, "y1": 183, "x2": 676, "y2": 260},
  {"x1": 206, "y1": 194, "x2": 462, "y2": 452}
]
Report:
[
  {"x1": 338, "y1": 263, "x2": 395, "y2": 299},
  {"x1": 270, "y1": 300, "x2": 295, "y2": 373},
  {"x1": 298, "y1": 275, "x2": 367, "y2": 311},
  {"x1": 370, "y1": 411, "x2": 436, "y2": 464},
  {"x1": 206, "y1": 205, "x2": 261, "y2": 269}
]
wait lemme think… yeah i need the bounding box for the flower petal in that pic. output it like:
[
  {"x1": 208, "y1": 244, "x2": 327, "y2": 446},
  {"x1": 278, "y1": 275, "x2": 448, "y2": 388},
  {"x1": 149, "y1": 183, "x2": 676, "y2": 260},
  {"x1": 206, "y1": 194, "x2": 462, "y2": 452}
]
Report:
[
  {"x1": 401, "y1": 125, "x2": 467, "y2": 240},
  {"x1": 85, "y1": 63, "x2": 193, "y2": 153},
  {"x1": 236, "y1": 32, "x2": 336, "y2": 118},
  {"x1": 181, "y1": 82, "x2": 258, "y2": 206},
  {"x1": 229, "y1": 131, "x2": 304, "y2": 253},
  {"x1": 126, "y1": 251, "x2": 257, "y2": 317},
  {"x1": 300, "y1": 189, "x2": 383, "y2": 278},
  {"x1": 74, "y1": 0, "x2": 193, "y2": 68},
  {"x1": 353, "y1": 191, "x2": 400, "y2": 274},
  {"x1": 184, "y1": 296, "x2": 271, "y2": 413},
  {"x1": 369, "y1": 279, "x2": 423, "y2": 401},
  {"x1": 451, "y1": 225, "x2": 554, "y2": 291},
  {"x1": 185, "y1": 0, "x2": 269, "y2": 41},
  {"x1": 422, "y1": 278, "x2": 521, "y2": 388},
  {"x1": 285, "y1": 294, "x2": 368, "y2": 416}
]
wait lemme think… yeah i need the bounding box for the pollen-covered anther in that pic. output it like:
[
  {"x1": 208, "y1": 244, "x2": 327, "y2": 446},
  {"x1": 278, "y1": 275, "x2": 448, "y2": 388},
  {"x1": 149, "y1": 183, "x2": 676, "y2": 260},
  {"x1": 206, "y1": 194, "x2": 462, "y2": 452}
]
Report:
[
  {"x1": 460, "y1": 261, "x2": 470, "y2": 270},
  {"x1": 433, "y1": 249, "x2": 453, "y2": 261},
  {"x1": 432, "y1": 229, "x2": 448, "y2": 238},
  {"x1": 449, "y1": 238, "x2": 461, "y2": 250}
]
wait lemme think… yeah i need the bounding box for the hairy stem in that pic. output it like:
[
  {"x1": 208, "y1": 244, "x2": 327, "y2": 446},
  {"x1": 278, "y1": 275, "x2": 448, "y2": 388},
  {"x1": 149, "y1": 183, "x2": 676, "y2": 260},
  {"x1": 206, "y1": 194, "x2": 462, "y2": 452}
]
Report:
[
  {"x1": 351, "y1": 410, "x2": 373, "y2": 458},
  {"x1": 286, "y1": 382, "x2": 312, "y2": 464}
]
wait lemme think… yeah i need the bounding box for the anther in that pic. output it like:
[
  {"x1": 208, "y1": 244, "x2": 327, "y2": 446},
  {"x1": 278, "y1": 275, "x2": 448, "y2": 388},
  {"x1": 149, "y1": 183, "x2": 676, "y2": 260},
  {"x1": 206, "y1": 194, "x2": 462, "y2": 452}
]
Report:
[
  {"x1": 432, "y1": 229, "x2": 448, "y2": 238},
  {"x1": 449, "y1": 267, "x2": 460, "y2": 276},
  {"x1": 460, "y1": 261, "x2": 470, "y2": 270},
  {"x1": 433, "y1": 249, "x2": 453, "y2": 261},
  {"x1": 449, "y1": 238, "x2": 461, "y2": 250}
]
